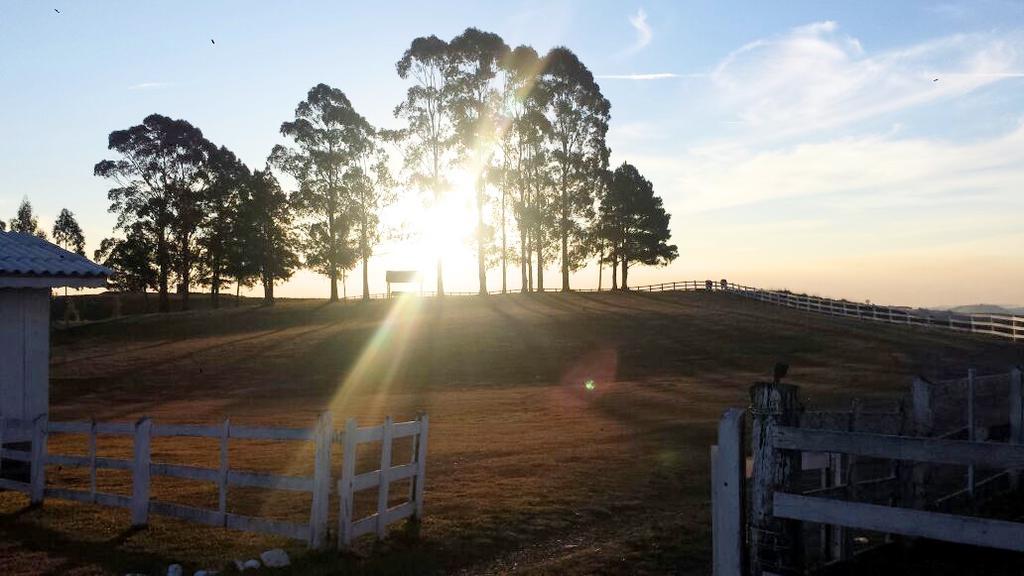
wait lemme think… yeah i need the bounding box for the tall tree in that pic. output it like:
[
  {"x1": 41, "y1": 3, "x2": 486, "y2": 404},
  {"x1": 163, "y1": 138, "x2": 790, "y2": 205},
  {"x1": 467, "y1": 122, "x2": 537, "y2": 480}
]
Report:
[
  {"x1": 239, "y1": 169, "x2": 299, "y2": 304},
  {"x1": 272, "y1": 84, "x2": 371, "y2": 302},
  {"x1": 449, "y1": 28, "x2": 509, "y2": 295},
  {"x1": 95, "y1": 114, "x2": 215, "y2": 312},
  {"x1": 199, "y1": 146, "x2": 249, "y2": 308},
  {"x1": 498, "y1": 45, "x2": 548, "y2": 292},
  {"x1": 10, "y1": 199, "x2": 47, "y2": 238},
  {"x1": 94, "y1": 223, "x2": 159, "y2": 310},
  {"x1": 52, "y1": 208, "x2": 85, "y2": 255},
  {"x1": 599, "y1": 162, "x2": 678, "y2": 289},
  {"x1": 346, "y1": 141, "x2": 396, "y2": 301},
  {"x1": 395, "y1": 35, "x2": 458, "y2": 296},
  {"x1": 540, "y1": 47, "x2": 611, "y2": 291}
]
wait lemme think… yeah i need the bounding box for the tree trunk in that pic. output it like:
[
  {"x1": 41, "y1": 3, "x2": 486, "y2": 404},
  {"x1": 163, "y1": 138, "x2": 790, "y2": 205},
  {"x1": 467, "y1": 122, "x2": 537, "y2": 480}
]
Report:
[
  {"x1": 329, "y1": 266, "x2": 338, "y2": 302},
  {"x1": 501, "y1": 187, "x2": 507, "y2": 295},
  {"x1": 597, "y1": 248, "x2": 603, "y2": 291},
  {"x1": 520, "y1": 224, "x2": 528, "y2": 294},
  {"x1": 263, "y1": 272, "x2": 274, "y2": 305},
  {"x1": 235, "y1": 280, "x2": 241, "y2": 306},
  {"x1": 211, "y1": 275, "x2": 220, "y2": 309},
  {"x1": 611, "y1": 256, "x2": 618, "y2": 291},
  {"x1": 362, "y1": 255, "x2": 370, "y2": 301},
  {"x1": 560, "y1": 196, "x2": 570, "y2": 292},
  {"x1": 361, "y1": 223, "x2": 370, "y2": 301},
  {"x1": 157, "y1": 234, "x2": 170, "y2": 313},
  {"x1": 477, "y1": 176, "x2": 487, "y2": 296},
  {"x1": 621, "y1": 258, "x2": 629, "y2": 290},
  {"x1": 536, "y1": 228, "x2": 544, "y2": 292},
  {"x1": 436, "y1": 258, "x2": 444, "y2": 297}
]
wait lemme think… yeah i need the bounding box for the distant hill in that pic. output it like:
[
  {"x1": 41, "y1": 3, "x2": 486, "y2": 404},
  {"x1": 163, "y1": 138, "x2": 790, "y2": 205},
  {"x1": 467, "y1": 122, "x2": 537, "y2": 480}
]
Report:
[{"x1": 944, "y1": 304, "x2": 1024, "y2": 316}]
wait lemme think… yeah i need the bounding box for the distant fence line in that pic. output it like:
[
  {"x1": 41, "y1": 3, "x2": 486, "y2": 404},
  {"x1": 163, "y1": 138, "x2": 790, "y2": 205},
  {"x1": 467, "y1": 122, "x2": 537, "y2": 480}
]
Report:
[
  {"x1": 0, "y1": 412, "x2": 428, "y2": 549},
  {"x1": 366, "y1": 278, "x2": 1022, "y2": 342}
]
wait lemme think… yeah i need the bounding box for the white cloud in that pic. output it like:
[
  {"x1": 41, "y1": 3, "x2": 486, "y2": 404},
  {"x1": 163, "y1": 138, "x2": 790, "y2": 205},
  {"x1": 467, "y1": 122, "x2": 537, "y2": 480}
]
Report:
[
  {"x1": 709, "y1": 22, "x2": 1024, "y2": 139},
  {"x1": 128, "y1": 81, "x2": 171, "y2": 91},
  {"x1": 597, "y1": 72, "x2": 681, "y2": 80},
  {"x1": 626, "y1": 8, "x2": 653, "y2": 54}
]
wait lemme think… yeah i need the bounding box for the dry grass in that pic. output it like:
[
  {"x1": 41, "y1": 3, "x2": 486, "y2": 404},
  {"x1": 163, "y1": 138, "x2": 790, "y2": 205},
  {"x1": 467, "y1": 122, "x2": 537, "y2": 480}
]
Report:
[{"x1": 1, "y1": 290, "x2": 1021, "y2": 575}]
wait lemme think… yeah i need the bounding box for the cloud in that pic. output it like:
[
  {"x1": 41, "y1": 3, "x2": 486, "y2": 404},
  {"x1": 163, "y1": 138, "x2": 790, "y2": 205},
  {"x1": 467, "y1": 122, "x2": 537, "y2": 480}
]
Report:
[
  {"x1": 597, "y1": 72, "x2": 682, "y2": 80},
  {"x1": 626, "y1": 8, "x2": 653, "y2": 53},
  {"x1": 128, "y1": 81, "x2": 171, "y2": 91},
  {"x1": 709, "y1": 22, "x2": 1024, "y2": 139}
]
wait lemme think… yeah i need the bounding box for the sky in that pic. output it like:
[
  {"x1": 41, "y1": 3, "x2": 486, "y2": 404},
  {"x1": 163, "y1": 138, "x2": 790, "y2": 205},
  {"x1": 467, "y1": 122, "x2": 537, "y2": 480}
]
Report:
[{"x1": 1, "y1": 0, "x2": 1023, "y2": 307}]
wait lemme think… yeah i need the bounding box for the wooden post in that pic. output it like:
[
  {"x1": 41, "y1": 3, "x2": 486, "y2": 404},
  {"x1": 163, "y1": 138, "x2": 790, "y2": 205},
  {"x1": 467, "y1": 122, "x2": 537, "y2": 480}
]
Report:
[
  {"x1": 967, "y1": 369, "x2": 976, "y2": 497},
  {"x1": 912, "y1": 377, "x2": 934, "y2": 509},
  {"x1": 712, "y1": 408, "x2": 745, "y2": 576},
  {"x1": 749, "y1": 382, "x2": 803, "y2": 576},
  {"x1": 1010, "y1": 367, "x2": 1022, "y2": 490},
  {"x1": 30, "y1": 415, "x2": 47, "y2": 505},
  {"x1": 376, "y1": 416, "x2": 393, "y2": 538},
  {"x1": 411, "y1": 412, "x2": 429, "y2": 521},
  {"x1": 0, "y1": 416, "x2": 5, "y2": 482},
  {"x1": 828, "y1": 452, "x2": 846, "y2": 560},
  {"x1": 131, "y1": 417, "x2": 152, "y2": 527},
  {"x1": 338, "y1": 417, "x2": 358, "y2": 548},
  {"x1": 309, "y1": 412, "x2": 332, "y2": 549},
  {"x1": 218, "y1": 418, "x2": 229, "y2": 525},
  {"x1": 88, "y1": 419, "x2": 97, "y2": 502}
]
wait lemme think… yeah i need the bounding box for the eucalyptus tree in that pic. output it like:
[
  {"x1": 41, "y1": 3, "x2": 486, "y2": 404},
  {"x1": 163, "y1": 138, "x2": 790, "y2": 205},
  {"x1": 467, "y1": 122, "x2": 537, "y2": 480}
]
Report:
[
  {"x1": 52, "y1": 208, "x2": 85, "y2": 255},
  {"x1": 239, "y1": 168, "x2": 299, "y2": 304},
  {"x1": 346, "y1": 139, "x2": 395, "y2": 300},
  {"x1": 94, "y1": 223, "x2": 158, "y2": 309},
  {"x1": 448, "y1": 27, "x2": 509, "y2": 295},
  {"x1": 272, "y1": 83, "x2": 372, "y2": 302},
  {"x1": 540, "y1": 47, "x2": 611, "y2": 291},
  {"x1": 395, "y1": 35, "x2": 458, "y2": 296},
  {"x1": 10, "y1": 199, "x2": 47, "y2": 238},
  {"x1": 598, "y1": 162, "x2": 678, "y2": 289},
  {"x1": 95, "y1": 114, "x2": 216, "y2": 312},
  {"x1": 199, "y1": 146, "x2": 249, "y2": 308}
]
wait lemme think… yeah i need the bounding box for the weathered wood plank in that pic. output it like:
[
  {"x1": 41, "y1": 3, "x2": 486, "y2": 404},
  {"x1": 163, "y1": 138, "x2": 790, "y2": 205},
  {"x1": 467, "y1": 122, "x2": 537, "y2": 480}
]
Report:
[
  {"x1": 131, "y1": 417, "x2": 152, "y2": 526},
  {"x1": 774, "y1": 492, "x2": 1024, "y2": 552},
  {"x1": 3, "y1": 448, "x2": 31, "y2": 462},
  {"x1": 412, "y1": 413, "x2": 429, "y2": 520},
  {"x1": 30, "y1": 416, "x2": 47, "y2": 505},
  {"x1": 773, "y1": 426, "x2": 1024, "y2": 468},
  {"x1": 151, "y1": 423, "x2": 221, "y2": 438},
  {"x1": 377, "y1": 416, "x2": 393, "y2": 538},
  {"x1": 0, "y1": 478, "x2": 30, "y2": 493},
  {"x1": 309, "y1": 412, "x2": 332, "y2": 549},
  {"x1": 338, "y1": 418, "x2": 358, "y2": 547},
  {"x1": 712, "y1": 408, "x2": 744, "y2": 576},
  {"x1": 229, "y1": 426, "x2": 315, "y2": 441}
]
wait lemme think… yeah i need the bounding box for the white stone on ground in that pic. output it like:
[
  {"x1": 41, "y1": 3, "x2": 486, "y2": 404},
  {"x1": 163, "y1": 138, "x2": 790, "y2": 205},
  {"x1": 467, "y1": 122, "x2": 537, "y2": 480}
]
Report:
[
  {"x1": 260, "y1": 549, "x2": 290, "y2": 568},
  {"x1": 167, "y1": 564, "x2": 183, "y2": 576},
  {"x1": 242, "y1": 559, "x2": 261, "y2": 570}
]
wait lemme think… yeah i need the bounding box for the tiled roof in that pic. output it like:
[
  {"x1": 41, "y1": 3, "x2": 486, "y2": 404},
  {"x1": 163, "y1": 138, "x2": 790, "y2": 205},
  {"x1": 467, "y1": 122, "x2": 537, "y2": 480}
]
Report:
[{"x1": 0, "y1": 232, "x2": 112, "y2": 278}]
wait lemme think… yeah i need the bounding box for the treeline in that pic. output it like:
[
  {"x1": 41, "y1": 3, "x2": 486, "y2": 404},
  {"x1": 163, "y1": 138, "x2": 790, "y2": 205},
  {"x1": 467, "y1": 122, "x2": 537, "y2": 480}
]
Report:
[{"x1": 7, "y1": 27, "x2": 677, "y2": 312}]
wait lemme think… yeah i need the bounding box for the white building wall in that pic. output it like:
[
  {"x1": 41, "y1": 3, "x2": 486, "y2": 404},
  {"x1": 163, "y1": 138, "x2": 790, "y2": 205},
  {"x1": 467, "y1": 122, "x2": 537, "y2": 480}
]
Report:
[{"x1": 0, "y1": 289, "x2": 49, "y2": 424}]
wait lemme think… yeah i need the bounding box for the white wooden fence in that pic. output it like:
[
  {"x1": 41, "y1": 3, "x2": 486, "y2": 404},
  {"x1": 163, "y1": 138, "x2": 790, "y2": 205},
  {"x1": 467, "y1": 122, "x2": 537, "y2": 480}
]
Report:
[
  {"x1": 711, "y1": 367, "x2": 1024, "y2": 576},
  {"x1": 0, "y1": 412, "x2": 428, "y2": 550}
]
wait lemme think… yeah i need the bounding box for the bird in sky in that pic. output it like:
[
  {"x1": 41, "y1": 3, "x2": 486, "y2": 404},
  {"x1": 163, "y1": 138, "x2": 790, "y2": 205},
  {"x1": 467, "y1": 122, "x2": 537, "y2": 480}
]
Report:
[
  {"x1": 211, "y1": 39, "x2": 216, "y2": 45},
  {"x1": 933, "y1": 78, "x2": 939, "y2": 82},
  {"x1": 54, "y1": 8, "x2": 60, "y2": 13}
]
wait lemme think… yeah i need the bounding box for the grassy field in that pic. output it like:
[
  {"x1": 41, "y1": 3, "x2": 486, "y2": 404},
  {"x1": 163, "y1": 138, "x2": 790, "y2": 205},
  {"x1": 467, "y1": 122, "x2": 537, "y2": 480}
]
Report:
[{"x1": 1, "y1": 290, "x2": 1021, "y2": 575}]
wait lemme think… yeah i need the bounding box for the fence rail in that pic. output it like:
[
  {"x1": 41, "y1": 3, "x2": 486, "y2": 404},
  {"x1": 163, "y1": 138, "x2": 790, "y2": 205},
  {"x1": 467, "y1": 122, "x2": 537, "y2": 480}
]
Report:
[{"x1": 0, "y1": 412, "x2": 428, "y2": 550}]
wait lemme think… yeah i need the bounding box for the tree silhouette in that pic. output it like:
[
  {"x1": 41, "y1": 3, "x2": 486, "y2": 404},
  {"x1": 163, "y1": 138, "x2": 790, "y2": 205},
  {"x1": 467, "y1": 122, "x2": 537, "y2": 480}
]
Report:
[
  {"x1": 395, "y1": 35, "x2": 458, "y2": 296},
  {"x1": 10, "y1": 199, "x2": 47, "y2": 239},
  {"x1": 345, "y1": 136, "x2": 395, "y2": 301},
  {"x1": 94, "y1": 223, "x2": 158, "y2": 310},
  {"x1": 199, "y1": 146, "x2": 249, "y2": 308},
  {"x1": 540, "y1": 48, "x2": 610, "y2": 292},
  {"x1": 52, "y1": 208, "x2": 86, "y2": 255},
  {"x1": 449, "y1": 27, "x2": 509, "y2": 295},
  {"x1": 238, "y1": 168, "x2": 299, "y2": 304},
  {"x1": 272, "y1": 84, "x2": 371, "y2": 302},
  {"x1": 598, "y1": 162, "x2": 678, "y2": 289},
  {"x1": 95, "y1": 114, "x2": 216, "y2": 312}
]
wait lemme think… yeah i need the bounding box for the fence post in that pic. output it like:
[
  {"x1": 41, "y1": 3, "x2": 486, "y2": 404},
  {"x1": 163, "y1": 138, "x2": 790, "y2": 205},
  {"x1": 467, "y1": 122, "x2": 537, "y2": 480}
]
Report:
[
  {"x1": 30, "y1": 415, "x2": 47, "y2": 505},
  {"x1": 338, "y1": 417, "x2": 358, "y2": 548},
  {"x1": 309, "y1": 412, "x2": 332, "y2": 549},
  {"x1": 376, "y1": 416, "x2": 393, "y2": 539},
  {"x1": 131, "y1": 417, "x2": 152, "y2": 527},
  {"x1": 712, "y1": 408, "x2": 745, "y2": 576},
  {"x1": 911, "y1": 377, "x2": 934, "y2": 509},
  {"x1": 0, "y1": 417, "x2": 5, "y2": 483},
  {"x1": 749, "y1": 381, "x2": 802, "y2": 576},
  {"x1": 412, "y1": 412, "x2": 429, "y2": 521},
  {"x1": 1010, "y1": 368, "x2": 1022, "y2": 490}
]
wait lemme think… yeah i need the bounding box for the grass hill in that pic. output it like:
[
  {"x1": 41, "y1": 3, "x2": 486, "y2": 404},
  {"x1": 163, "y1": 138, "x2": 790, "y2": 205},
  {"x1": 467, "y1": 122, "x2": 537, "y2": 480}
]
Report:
[{"x1": 3, "y1": 290, "x2": 1021, "y2": 575}]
